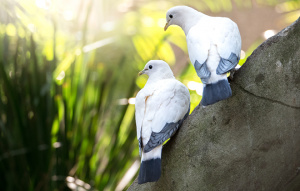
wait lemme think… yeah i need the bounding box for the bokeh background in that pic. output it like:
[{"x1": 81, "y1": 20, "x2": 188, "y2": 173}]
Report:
[{"x1": 0, "y1": 0, "x2": 299, "y2": 190}]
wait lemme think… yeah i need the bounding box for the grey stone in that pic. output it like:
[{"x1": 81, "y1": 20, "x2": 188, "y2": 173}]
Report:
[{"x1": 128, "y1": 17, "x2": 300, "y2": 191}]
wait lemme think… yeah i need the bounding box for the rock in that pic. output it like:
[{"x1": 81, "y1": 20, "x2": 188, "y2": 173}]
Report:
[{"x1": 128, "y1": 17, "x2": 300, "y2": 191}]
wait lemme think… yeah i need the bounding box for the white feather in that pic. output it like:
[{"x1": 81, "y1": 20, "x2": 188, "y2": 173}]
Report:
[
  {"x1": 141, "y1": 145, "x2": 162, "y2": 161},
  {"x1": 135, "y1": 60, "x2": 190, "y2": 161},
  {"x1": 167, "y1": 6, "x2": 241, "y2": 84},
  {"x1": 186, "y1": 16, "x2": 241, "y2": 83}
]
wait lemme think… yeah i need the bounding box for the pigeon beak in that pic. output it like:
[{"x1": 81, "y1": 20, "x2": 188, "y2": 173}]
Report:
[
  {"x1": 138, "y1": 69, "x2": 147, "y2": 76},
  {"x1": 164, "y1": 22, "x2": 169, "y2": 31}
]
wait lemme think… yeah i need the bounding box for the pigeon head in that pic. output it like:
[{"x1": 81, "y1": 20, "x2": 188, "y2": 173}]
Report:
[
  {"x1": 139, "y1": 60, "x2": 174, "y2": 81},
  {"x1": 164, "y1": 6, "x2": 203, "y2": 34}
]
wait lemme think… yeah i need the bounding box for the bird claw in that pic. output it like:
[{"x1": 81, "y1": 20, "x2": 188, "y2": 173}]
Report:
[{"x1": 228, "y1": 68, "x2": 237, "y2": 82}]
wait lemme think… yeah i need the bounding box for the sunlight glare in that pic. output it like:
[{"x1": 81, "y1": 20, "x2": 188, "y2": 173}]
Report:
[
  {"x1": 118, "y1": 98, "x2": 128, "y2": 105},
  {"x1": 128, "y1": 97, "x2": 136, "y2": 105},
  {"x1": 143, "y1": 17, "x2": 154, "y2": 27},
  {"x1": 118, "y1": 97, "x2": 135, "y2": 105},
  {"x1": 63, "y1": 11, "x2": 74, "y2": 21},
  {"x1": 75, "y1": 48, "x2": 82, "y2": 56},
  {"x1": 6, "y1": 24, "x2": 16, "y2": 36},
  {"x1": 83, "y1": 37, "x2": 115, "y2": 52},
  {"x1": 157, "y1": 18, "x2": 166, "y2": 28},
  {"x1": 235, "y1": 64, "x2": 241, "y2": 69},
  {"x1": 67, "y1": 182, "x2": 76, "y2": 190},
  {"x1": 66, "y1": 176, "x2": 91, "y2": 191},
  {"x1": 187, "y1": 81, "x2": 200, "y2": 91},
  {"x1": 196, "y1": 87, "x2": 203, "y2": 96},
  {"x1": 187, "y1": 81, "x2": 203, "y2": 95},
  {"x1": 84, "y1": 184, "x2": 91, "y2": 190},
  {"x1": 66, "y1": 176, "x2": 75, "y2": 182},
  {"x1": 35, "y1": 0, "x2": 51, "y2": 10},
  {"x1": 117, "y1": 0, "x2": 133, "y2": 12},
  {"x1": 240, "y1": 50, "x2": 245, "y2": 59},
  {"x1": 116, "y1": 160, "x2": 140, "y2": 191},
  {"x1": 102, "y1": 22, "x2": 115, "y2": 32},
  {"x1": 28, "y1": 24, "x2": 36, "y2": 33},
  {"x1": 53, "y1": 142, "x2": 62, "y2": 148},
  {"x1": 75, "y1": 179, "x2": 85, "y2": 186},
  {"x1": 263, "y1": 30, "x2": 276, "y2": 39},
  {"x1": 56, "y1": 71, "x2": 65, "y2": 81}
]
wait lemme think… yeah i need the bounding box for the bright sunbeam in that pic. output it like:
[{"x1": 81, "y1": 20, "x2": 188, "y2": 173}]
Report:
[
  {"x1": 35, "y1": 0, "x2": 51, "y2": 10},
  {"x1": 116, "y1": 160, "x2": 140, "y2": 191},
  {"x1": 83, "y1": 37, "x2": 115, "y2": 52},
  {"x1": 63, "y1": 10, "x2": 74, "y2": 21},
  {"x1": 66, "y1": 176, "x2": 91, "y2": 191},
  {"x1": 56, "y1": 71, "x2": 65, "y2": 81},
  {"x1": 128, "y1": 97, "x2": 136, "y2": 104},
  {"x1": 263, "y1": 30, "x2": 276, "y2": 39},
  {"x1": 240, "y1": 50, "x2": 246, "y2": 59},
  {"x1": 187, "y1": 81, "x2": 203, "y2": 95}
]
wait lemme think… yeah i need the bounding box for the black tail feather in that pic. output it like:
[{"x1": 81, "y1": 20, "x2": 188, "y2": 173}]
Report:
[
  {"x1": 201, "y1": 79, "x2": 232, "y2": 106},
  {"x1": 138, "y1": 158, "x2": 161, "y2": 184}
]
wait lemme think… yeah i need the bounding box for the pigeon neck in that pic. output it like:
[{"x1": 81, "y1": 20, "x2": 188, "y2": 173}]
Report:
[
  {"x1": 146, "y1": 73, "x2": 175, "y2": 85},
  {"x1": 181, "y1": 12, "x2": 204, "y2": 35}
]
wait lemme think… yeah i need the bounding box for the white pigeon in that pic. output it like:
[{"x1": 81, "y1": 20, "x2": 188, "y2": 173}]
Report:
[
  {"x1": 164, "y1": 6, "x2": 242, "y2": 106},
  {"x1": 135, "y1": 60, "x2": 190, "y2": 184}
]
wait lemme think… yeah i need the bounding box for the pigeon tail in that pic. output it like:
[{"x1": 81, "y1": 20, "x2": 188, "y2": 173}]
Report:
[
  {"x1": 201, "y1": 79, "x2": 232, "y2": 106},
  {"x1": 138, "y1": 158, "x2": 161, "y2": 184}
]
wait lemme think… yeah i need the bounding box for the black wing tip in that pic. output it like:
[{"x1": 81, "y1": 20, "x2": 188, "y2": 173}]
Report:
[
  {"x1": 143, "y1": 144, "x2": 154, "y2": 153},
  {"x1": 194, "y1": 60, "x2": 211, "y2": 83},
  {"x1": 143, "y1": 105, "x2": 190, "y2": 153},
  {"x1": 138, "y1": 158, "x2": 161, "y2": 184},
  {"x1": 216, "y1": 52, "x2": 240, "y2": 75},
  {"x1": 201, "y1": 79, "x2": 232, "y2": 106}
]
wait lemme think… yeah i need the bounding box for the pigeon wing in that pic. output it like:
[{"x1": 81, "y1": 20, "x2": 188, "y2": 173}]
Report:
[
  {"x1": 214, "y1": 18, "x2": 242, "y2": 74},
  {"x1": 135, "y1": 89, "x2": 148, "y2": 155},
  {"x1": 186, "y1": 23, "x2": 211, "y2": 83},
  {"x1": 142, "y1": 80, "x2": 190, "y2": 153}
]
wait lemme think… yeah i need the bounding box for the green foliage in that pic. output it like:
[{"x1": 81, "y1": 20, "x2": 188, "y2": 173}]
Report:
[
  {"x1": 0, "y1": 27, "x2": 139, "y2": 191},
  {"x1": 0, "y1": 31, "x2": 56, "y2": 190},
  {"x1": 0, "y1": 1, "x2": 140, "y2": 190}
]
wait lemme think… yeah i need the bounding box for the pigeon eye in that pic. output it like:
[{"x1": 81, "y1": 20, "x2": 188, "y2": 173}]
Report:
[
  {"x1": 149, "y1": 65, "x2": 153, "y2": 69},
  {"x1": 169, "y1": 14, "x2": 173, "y2": 18}
]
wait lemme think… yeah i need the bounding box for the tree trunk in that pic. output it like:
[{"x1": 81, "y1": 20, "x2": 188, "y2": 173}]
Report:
[{"x1": 128, "y1": 18, "x2": 300, "y2": 191}]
